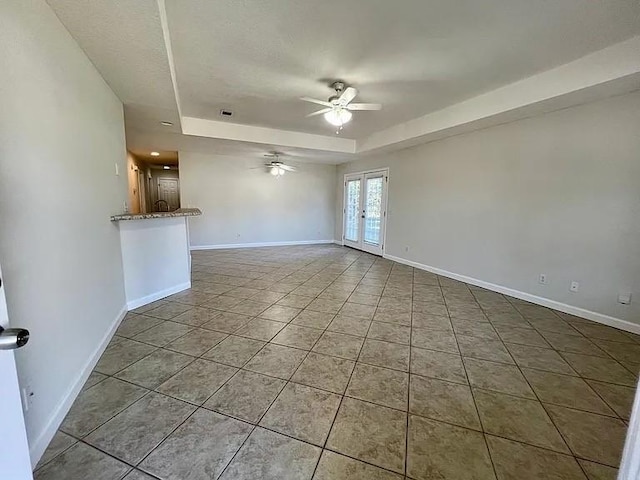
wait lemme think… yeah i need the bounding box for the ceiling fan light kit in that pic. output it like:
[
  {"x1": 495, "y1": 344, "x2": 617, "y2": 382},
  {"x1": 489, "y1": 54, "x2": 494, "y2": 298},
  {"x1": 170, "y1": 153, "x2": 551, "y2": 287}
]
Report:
[{"x1": 301, "y1": 81, "x2": 382, "y2": 132}]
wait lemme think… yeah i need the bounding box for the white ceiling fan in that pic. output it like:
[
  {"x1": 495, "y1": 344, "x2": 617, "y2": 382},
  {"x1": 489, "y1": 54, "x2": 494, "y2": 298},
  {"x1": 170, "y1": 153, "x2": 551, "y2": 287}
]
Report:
[
  {"x1": 253, "y1": 152, "x2": 296, "y2": 178},
  {"x1": 301, "y1": 81, "x2": 382, "y2": 131}
]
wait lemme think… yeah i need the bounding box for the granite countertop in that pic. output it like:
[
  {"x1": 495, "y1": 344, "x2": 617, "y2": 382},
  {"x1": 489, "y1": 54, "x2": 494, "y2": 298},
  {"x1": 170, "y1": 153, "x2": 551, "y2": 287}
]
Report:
[{"x1": 111, "y1": 207, "x2": 202, "y2": 221}]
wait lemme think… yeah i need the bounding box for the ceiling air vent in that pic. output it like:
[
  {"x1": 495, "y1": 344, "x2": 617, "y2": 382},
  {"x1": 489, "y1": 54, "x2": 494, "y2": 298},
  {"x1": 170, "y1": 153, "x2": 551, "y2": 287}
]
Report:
[{"x1": 220, "y1": 109, "x2": 233, "y2": 117}]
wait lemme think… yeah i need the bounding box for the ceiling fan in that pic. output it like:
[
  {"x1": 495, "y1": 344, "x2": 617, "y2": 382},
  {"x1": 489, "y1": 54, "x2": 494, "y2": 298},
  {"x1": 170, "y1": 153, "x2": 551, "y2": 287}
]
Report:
[
  {"x1": 301, "y1": 81, "x2": 382, "y2": 130},
  {"x1": 254, "y1": 153, "x2": 296, "y2": 177}
]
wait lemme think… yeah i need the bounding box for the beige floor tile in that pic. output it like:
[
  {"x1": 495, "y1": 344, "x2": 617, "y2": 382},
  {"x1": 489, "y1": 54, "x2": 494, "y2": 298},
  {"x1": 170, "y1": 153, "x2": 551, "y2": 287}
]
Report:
[
  {"x1": 486, "y1": 435, "x2": 586, "y2": 480},
  {"x1": 34, "y1": 443, "x2": 130, "y2": 480},
  {"x1": 61, "y1": 378, "x2": 147, "y2": 437},
  {"x1": 522, "y1": 369, "x2": 615, "y2": 416},
  {"x1": 35, "y1": 431, "x2": 77, "y2": 470},
  {"x1": 506, "y1": 343, "x2": 576, "y2": 375},
  {"x1": 327, "y1": 397, "x2": 407, "y2": 473},
  {"x1": 592, "y1": 338, "x2": 640, "y2": 365},
  {"x1": 132, "y1": 321, "x2": 194, "y2": 347},
  {"x1": 367, "y1": 322, "x2": 411, "y2": 345},
  {"x1": 373, "y1": 308, "x2": 413, "y2": 326},
  {"x1": 359, "y1": 338, "x2": 410, "y2": 371},
  {"x1": 140, "y1": 409, "x2": 253, "y2": 480},
  {"x1": 292, "y1": 309, "x2": 335, "y2": 329},
  {"x1": 200, "y1": 311, "x2": 253, "y2": 334},
  {"x1": 291, "y1": 352, "x2": 355, "y2": 394},
  {"x1": 411, "y1": 347, "x2": 468, "y2": 384},
  {"x1": 250, "y1": 290, "x2": 286, "y2": 304},
  {"x1": 339, "y1": 302, "x2": 377, "y2": 319},
  {"x1": 411, "y1": 327, "x2": 459, "y2": 353},
  {"x1": 457, "y1": 335, "x2": 514, "y2": 364},
  {"x1": 156, "y1": 359, "x2": 237, "y2": 404},
  {"x1": 577, "y1": 460, "x2": 618, "y2": 480},
  {"x1": 116, "y1": 314, "x2": 163, "y2": 338},
  {"x1": 85, "y1": 392, "x2": 195, "y2": 464},
  {"x1": 495, "y1": 325, "x2": 550, "y2": 347},
  {"x1": 561, "y1": 352, "x2": 637, "y2": 386},
  {"x1": 313, "y1": 450, "x2": 402, "y2": 480},
  {"x1": 204, "y1": 370, "x2": 285, "y2": 423},
  {"x1": 307, "y1": 297, "x2": 345, "y2": 314},
  {"x1": 170, "y1": 306, "x2": 220, "y2": 326},
  {"x1": 165, "y1": 328, "x2": 228, "y2": 356},
  {"x1": 327, "y1": 314, "x2": 371, "y2": 337},
  {"x1": 203, "y1": 295, "x2": 243, "y2": 311},
  {"x1": 412, "y1": 312, "x2": 452, "y2": 330},
  {"x1": 346, "y1": 363, "x2": 409, "y2": 410},
  {"x1": 260, "y1": 304, "x2": 302, "y2": 322},
  {"x1": 546, "y1": 404, "x2": 627, "y2": 467},
  {"x1": 143, "y1": 302, "x2": 192, "y2": 320},
  {"x1": 219, "y1": 427, "x2": 321, "y2": 480},
  {"x1": 94, "y1": 338, "x2": 156, "y2": 375},
  {"x1": 464, "y1": 358, "x2": 535, "y2": 399},
  {"x1": 202, "y1": 335, "x2": 265, "y2": 367},
  {"x1": 540, "y1": 331, "x2": 608, "y2": 357},
  {"x1": 276, "y1": 293, "x2": 314, "y2": 308},
  {"x1": 312, "y1": 331, "x2": 364, "y2": 360},
  {"x1": 115, "y1": 349, "x2": 193, "y2": 389},
  {"x1": 271, "y1": 324, "x2": 324, "y2": 349},
  {"x1": 260, "y1": 382, "x2": 341, "y2": 445},
  {"x1": 586, "y1": 380, "x2": 636, "y2": 420},
  {"x1": 410, "y1": 375, "x2": 481, "y2": 430},
  {"x1": 228, "y1": 299, "x2": 272, "y2": 316},
  {"x1": 571, "y1": 323, "x2": 636, "y2": 343},
  {"x1": 244, "y1": 343, "x2": 308, "y2": 379},
  {"x1": 451, "y1": 319, "x2": 500, "y2": 340},
  {"x1": 474, "y1": 389, "x2": 569, "y2": 453},
  {"x1": 407, "y1": 415, "x2": 495, "y2": 480},
  {"x1": 234, "y1": 317, "x2": 286, "y2": 341}
]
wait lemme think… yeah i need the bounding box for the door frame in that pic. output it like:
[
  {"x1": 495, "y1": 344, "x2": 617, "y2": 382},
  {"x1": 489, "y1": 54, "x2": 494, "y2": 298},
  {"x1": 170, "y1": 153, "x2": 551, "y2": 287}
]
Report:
[{"x1": 341, "y1": 168, "x2": 389, "y2": 256}]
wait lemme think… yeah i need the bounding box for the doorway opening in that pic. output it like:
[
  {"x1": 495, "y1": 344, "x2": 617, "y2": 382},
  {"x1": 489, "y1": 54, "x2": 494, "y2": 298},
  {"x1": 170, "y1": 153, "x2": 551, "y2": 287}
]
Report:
[
  {"x1": 126, "y1": 151, "x2": 180, "y2": 213},
  {"x1": 342, "y1": 169, "x2": 388, "y2": 256}
]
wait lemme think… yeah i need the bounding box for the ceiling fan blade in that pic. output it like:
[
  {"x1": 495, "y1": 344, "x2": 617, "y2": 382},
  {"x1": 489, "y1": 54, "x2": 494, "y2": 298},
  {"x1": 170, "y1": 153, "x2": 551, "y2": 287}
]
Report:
[
  {"x1": 300, "y1": 97, "x2": 333, "y2": 107},
  {"x1": 306, "y1": 108, "x2": 332, "y2": 117},
  {"x1": 347, "y1": 103, "x2": 382, "y2": 111},
  {"x1": 337, "y1": 86, "x2": 357, "y2": 106},
  {"x1": 279, "y1": 165, "x2": 296, "y2": 172}
]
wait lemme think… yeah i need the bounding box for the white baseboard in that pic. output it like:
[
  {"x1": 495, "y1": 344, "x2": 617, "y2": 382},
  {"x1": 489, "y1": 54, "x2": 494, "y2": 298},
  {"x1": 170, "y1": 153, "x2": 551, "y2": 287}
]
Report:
[
  {"x1": 126, "y1": 282, "x2": 191, "y2": 310},
  {"x1": 333, "y1": 239, "x2": 344, "y2": 246},
  {"x1": 384, "y1": 253, "x2": 640, "y2": 336},
  {"x1": 29, "y1": 305, "x2": 128, "y2": 467},
  {"x1": 190, "y1": 240, "x2": 336, "y2": 251}
]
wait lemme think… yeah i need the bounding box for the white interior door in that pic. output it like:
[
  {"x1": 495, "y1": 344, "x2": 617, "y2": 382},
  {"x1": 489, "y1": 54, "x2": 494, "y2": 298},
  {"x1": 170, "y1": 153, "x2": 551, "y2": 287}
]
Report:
[
  {"x1": 343, "y1": 170, "x2": 388, "y2": 256},
  {"x1": 0, "y1": 265, "x2": 33, "y2": 479},
  {"x1": 157, "y1": 178, "x2": 180, "y2": 211}
]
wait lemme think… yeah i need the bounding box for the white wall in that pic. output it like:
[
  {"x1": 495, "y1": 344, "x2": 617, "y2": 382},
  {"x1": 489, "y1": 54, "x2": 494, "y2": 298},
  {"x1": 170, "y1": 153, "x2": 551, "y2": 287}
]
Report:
[
  {"x1": 337, "y1": 91, "x2": 640, "y2": 326},
  {"x1": 0, "y1": 0, "x2": 128, "y2": 464},
  {"x1": 181, "y1": 152, "x2": 336, "y2": 248}
]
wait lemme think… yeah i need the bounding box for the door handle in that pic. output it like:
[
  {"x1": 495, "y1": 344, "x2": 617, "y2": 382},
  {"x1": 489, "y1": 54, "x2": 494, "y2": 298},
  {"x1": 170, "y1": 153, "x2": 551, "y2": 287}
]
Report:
[{"x1": 0, "y1": 326, "x2": 30, "y2": 350}]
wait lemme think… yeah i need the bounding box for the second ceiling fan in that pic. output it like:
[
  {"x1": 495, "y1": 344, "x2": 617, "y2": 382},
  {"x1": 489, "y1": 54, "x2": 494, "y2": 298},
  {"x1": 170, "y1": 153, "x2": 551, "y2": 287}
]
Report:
[{"x1": 301, "y1": 81, "x2": 382, "y2": 131}]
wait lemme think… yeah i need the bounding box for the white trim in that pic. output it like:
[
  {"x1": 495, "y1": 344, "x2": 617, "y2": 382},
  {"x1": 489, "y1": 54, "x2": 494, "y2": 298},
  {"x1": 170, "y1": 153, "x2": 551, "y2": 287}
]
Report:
[
  {"x1": 29, "y1": 305, "x2": 128, "y2": 467},
  {"x1": 126, "y1": 282, "x2": 191, "y2": 310},
  {"x1": 384, "y1": 253, "x2": 640, "y2": 335},
  {"x1": 619, "y1": 381, "x2": 640, "y2": 480},
  {"x1": 333, "y1": 239, "x2": 344, "y2": 246},
  {"x1": 190, "y1": 240, "x2": 335, "y2": 251}
]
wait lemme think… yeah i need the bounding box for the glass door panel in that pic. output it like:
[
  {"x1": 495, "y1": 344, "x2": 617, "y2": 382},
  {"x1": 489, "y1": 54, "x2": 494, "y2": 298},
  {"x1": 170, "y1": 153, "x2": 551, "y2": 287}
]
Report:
[
  {"x1": 363, "y1": 175, "x2": 383, "y2": 246},
  {"x1": 344, "y1": 177, "x2": 362, "y2": 248}
]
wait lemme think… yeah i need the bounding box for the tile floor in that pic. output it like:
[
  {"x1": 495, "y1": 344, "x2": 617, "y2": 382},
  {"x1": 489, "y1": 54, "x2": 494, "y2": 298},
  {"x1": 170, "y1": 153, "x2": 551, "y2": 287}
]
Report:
[{"x1": 34, "y1": 245, "x2": 639, "y2": 480}]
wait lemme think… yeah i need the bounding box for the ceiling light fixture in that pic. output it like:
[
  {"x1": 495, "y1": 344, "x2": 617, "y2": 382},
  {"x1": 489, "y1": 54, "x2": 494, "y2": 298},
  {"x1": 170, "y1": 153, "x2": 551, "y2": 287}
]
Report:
[
  {"x1": 150, "y1": 151, "x2": 160, "y2": 156},
  {"x1": 163, "y1": 166, "x2": 170, "y2": 170},
  {"x1": 270, "y1": 166, "x2": 285, "y2": 177},
  {"x1": 324, "y1": 108, "x2": 352, "y2": 127},
  {"x1": 160, "y1": 121, "x2": 173, "y2": 126}
]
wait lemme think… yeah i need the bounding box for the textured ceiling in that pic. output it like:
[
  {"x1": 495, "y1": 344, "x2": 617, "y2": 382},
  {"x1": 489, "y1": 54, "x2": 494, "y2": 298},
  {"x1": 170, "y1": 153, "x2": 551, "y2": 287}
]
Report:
[
  {"x1": 166, "y1": 0, "x2": 640, "y2": 138},
  {"x1": 46, "y1": 0, "x2": 640, "y2": 157}
]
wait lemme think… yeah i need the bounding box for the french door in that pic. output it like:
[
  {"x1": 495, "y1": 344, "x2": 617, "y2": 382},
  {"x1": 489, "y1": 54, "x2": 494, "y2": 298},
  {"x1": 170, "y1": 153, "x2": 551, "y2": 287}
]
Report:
[{"x1": 343, "y1": 169, "x2": 388, "y2": 255}]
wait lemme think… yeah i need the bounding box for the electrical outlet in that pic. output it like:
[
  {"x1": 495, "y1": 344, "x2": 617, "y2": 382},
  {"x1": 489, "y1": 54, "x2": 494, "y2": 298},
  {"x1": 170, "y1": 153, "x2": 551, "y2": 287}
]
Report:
[
  {"x1": 21, "y1": 384, "x2": 34, "y2": 412},
  {"x1": 538, "y1": 274, "x2": 547, "y2": 285},
  {"x1": 618, "y1": 293, "x2": 632, "y2": 305},
  {"x1": 570, "y1": 281, "x2": 580, "y2": 293}
]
